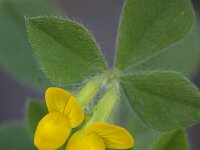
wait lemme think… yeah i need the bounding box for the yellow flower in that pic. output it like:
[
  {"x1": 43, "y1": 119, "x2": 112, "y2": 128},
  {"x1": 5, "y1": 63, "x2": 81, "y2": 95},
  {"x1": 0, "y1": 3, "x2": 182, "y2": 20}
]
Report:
[
  {"x1": 34, "y1": 87, "x2": 84, "y2": 150},
  {"x1": 66, "y1": 122, "x2": 134, "y2": 150}
]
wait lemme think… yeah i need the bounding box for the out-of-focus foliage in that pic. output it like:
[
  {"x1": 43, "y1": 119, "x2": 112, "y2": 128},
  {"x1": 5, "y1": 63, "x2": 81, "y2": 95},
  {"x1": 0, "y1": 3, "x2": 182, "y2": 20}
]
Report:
[
  {"x1": 0, "y1": 123, "x2": 35, "y2": 149},
  {"x1": 0, "y1": 0, "x2": 59, "y2": 91},
  {"x1": 26, "y1": 100, "x2": 47, "y2": 135}
]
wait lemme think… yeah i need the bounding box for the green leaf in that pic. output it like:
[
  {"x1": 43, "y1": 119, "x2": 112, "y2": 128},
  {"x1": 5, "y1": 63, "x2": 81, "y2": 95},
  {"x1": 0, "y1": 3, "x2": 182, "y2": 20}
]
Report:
[
  {"x1": 121, "y1": 71, "x2": 200, "y2": 131},
  {"x1": 151, "y1": 130, "x2": 189, "y2": 150},
  {"x1": 115, "y1": 0, "x2": 194, "y2": 70},
  {"x1": 124, "y1": 23, "x2": 200, "y2": 75},
  {"x1": 0, "y1": 0, "x2": 59, "y2": 91},
  {"x1": 59, "y1": 145, "x2": 66, "y2": 150},
  {"x1": 26, "y1": 100, "x2": 48, "y2": 135},
  {"x1": 112, "y1": 94, "x2": 189, "y2": 150},
  {"x1": 26, "y1": 16, "x2": 107, "y2": 86},
  {"x1": 0, "y1": 123, "x2": 35, "y2": 150},
  {"x1": 125, "y1": 113, "x2": 160, "y2": 150}
]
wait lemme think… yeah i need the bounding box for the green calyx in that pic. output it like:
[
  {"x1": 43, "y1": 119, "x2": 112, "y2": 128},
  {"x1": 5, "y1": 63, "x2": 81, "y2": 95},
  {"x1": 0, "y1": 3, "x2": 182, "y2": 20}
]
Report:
[
  {"x1": 76, "y1": 70, "x2": 120, "y2": 124},
  {"x1": 91, "y1": 82, "x2": 119, "y2": 122},
  {"x1": 76, "y1": 70, "x2": 120, "y2": 123},
  {"x1": 76, "y1": 77, "x2": 105, "y2": 108}
]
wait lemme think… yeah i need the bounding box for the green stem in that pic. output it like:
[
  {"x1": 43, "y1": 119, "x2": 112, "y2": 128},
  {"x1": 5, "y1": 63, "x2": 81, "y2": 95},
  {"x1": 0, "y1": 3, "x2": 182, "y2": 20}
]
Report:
[{"x1": 76, "y1": 77, "x2": 105, "y2": 108}]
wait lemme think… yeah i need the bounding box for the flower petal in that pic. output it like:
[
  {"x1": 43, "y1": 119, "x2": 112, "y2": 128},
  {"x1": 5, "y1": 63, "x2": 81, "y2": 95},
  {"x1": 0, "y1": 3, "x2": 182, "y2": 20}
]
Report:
[
  {"x1": 86, "y1": 122, "x2": 134, "y2": 149},
  {"x1": 45, "y1": 87, "x2": 84, "y2": 128},
  {"x1": 66, "y1": 130, "x2": 105, "y2": 150},
  {"x1": 45, "y1": 87, "x2": 71, "y2": 113},
  {"x1": 34, "y1": 112, "x2": 71, "y2": 150},
  {"x1": 63, "y1": 95, "x2": 84, "y2": 128}
]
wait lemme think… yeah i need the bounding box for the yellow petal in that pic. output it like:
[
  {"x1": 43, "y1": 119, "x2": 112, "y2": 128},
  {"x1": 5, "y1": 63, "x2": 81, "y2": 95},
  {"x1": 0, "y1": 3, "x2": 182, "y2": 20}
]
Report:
[
  {"x1": 86, "y1": 122, "x2": 134, "y2": 149},
  {"x1": 45, "y1": 87, "x2": 84, "y2": 128},
  {"x1": 63, "y1": 95, "x2": 84, "y2": 128},
  {"x1": 66, "y1": 130, "x2": 105, "y2": 150},
  {"x1": 45, "y1": 87, "x2": 71, "y2": 113},
  {"x1": 34, "y1": 112, "x2": 71, "y2": 150}
]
